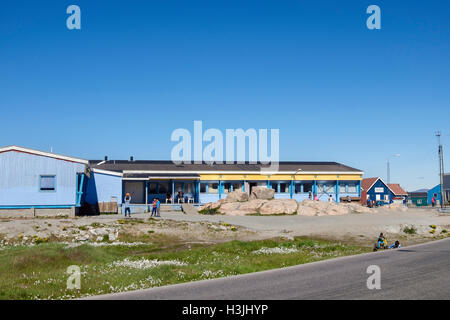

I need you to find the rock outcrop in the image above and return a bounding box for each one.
[249,186,275,200]
[259,199,298,215]
[223,190,249,203]
[198,187,372,216]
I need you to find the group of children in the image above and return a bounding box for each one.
[123,193,161,217]
[374,232,402,251]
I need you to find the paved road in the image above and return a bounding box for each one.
[91,238,450,300]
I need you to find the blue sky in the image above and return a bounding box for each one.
[1,0,449,191]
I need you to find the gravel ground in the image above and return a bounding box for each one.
[1,207,449,247]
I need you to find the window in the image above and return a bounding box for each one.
[232,183,242,191]
[158,182,168,194]
[200,183,207,193]
[40,175,56,191]
[223,183,231,194]
[184,183,194,194]
[175,183,183,192]
[303,183,312,193]
[339,184,346,193]
[317,184,324,193]
[294,184,302,194]
[149,183,157,194]
[208,183,219,194]
[325,184,335,194]
[280,183,289,193]
[348,184,357,193]
[271,184,278,192]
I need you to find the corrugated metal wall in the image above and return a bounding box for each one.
[85,172,123,205]
[0,151,85,206]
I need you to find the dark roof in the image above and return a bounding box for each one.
[123,173,200,180]
[408,191,428,197]
[88,160,362,173]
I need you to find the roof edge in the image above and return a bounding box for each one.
[0,145,89,165]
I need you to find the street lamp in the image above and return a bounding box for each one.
[387,154,400,184]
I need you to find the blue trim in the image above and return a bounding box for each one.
[75,173,85,207]
[336,180,340,203]
[290,180,294,199]
[357,181,361,197]
[0,205,74,209]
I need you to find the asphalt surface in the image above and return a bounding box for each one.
[91,237,450,300]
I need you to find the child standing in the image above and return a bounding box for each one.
[151,198,157,217]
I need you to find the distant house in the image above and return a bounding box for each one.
[408,189,429,206]
[427,175,450,205]
[361,178,407,205]
[361,178,393,204]
[387,184,408,204]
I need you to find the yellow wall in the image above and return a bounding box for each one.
[199,174,362,181]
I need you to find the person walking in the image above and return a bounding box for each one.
[431,196,436,207]
[328,195,333,203]
[151,198,157,217]
[308,191,312,200]
[156,198,161,217]
[124,193,131,217]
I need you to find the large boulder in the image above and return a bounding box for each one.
[197,203,212,212]
[259,199,298,215]
[326,204,350,216]
[217,202,241,215]
[250,187,275,200]
[237,199,269,214]
[223,190,249,203]
[297,205,318,216]
[197,200,222,212]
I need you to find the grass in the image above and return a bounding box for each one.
[198,208,221,215]
[403,225,417,234]
[0,237,369,300]
[247,212,297,216]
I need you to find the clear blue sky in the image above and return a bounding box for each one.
[1,0,449,191]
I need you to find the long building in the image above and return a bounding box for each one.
[90,159,363,212]
[0,145,363,215]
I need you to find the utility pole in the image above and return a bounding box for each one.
[436,131,446,208]
[387,154,400,184]
[387,160,390,184]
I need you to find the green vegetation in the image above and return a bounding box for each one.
[0,237,369,300]
[247,212,297,216]
[198,208,221,215]
[403,225,417,235]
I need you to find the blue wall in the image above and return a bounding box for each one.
[427,185,441,204]
[0,151,85,207]
[366,179,394,203]
[85,171,123,205]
